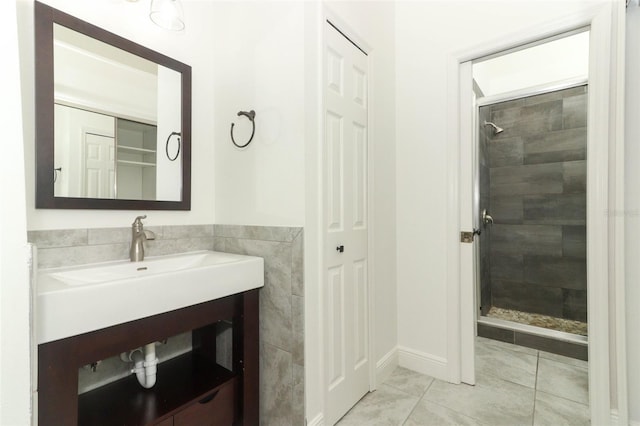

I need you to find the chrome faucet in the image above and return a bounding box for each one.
[130,215,156,262]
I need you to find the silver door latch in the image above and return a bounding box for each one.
[460,229,481,243]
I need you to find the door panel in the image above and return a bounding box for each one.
[324,21,369,425]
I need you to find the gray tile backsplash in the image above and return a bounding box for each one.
[484,85,588,321]
[29,223,305,425]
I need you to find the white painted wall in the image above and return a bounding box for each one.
[0,0,31,423]
[473,30,589,97]
[395,0,614,374]
[18,0,216,230]
[212,1,306,227]
[625,3,640,423]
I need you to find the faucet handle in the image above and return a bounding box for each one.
[133,215,147,226]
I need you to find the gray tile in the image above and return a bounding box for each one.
[292,364,305,426]
[292,295,304,366]
[423,375,535,426]
[523,128,586,165]
[524,91,563,106]
[162,224,214,239]
[515,333,588,361]
[383,367,434,397]
[524,255,586,290]
[493,101,563,138]
[489,137,523,167]
[523,193,586,225]
[539,350,588,368]
[562,85,588,98]
[405,400,484,426]
[336,385,418,426]
[490,98,525,111]
[562,225,586,259]
[226,238,293,351]
[260,343,293,426]
[28,229,87,249]
[213,236,226,251]
[492,280,563,317]
[562,289,587,322]
[490,224,562,256]
[214,225,301,242]
[477,324,514,344]
[476,336,538,356]
[563,161,587,194]
[490,195,523,224]
[142,239,178,257]
[87,227,130,245]
[563,93,588,130]
[38,243,129,268]
[536,357,589,404]
[490,163,564,196]
[534,391,590,426]
[291,232,304,297]
[216,321,233,371]
[475,338,538,388]
[490,254,523,281]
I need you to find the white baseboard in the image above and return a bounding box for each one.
[375,346,399,387]
[307,412,324,426]
[397,346,448,381]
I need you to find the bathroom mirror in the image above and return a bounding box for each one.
[35,1,191,210]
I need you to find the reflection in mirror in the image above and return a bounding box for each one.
[53,24,182,202]
[35,1,191,210]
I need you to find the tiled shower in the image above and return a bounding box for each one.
[477,85,588,358]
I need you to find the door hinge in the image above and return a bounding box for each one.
[460,229,481,243]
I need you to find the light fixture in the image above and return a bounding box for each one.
[150,0,185,31]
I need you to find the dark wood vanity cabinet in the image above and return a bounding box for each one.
[38,290,259,426]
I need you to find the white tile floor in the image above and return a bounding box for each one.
[336,337,589,426]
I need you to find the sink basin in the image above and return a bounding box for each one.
[36,250,264,344]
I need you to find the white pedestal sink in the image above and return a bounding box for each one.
[36,250,264,344]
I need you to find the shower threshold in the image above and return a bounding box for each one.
[478,315,587,345]
[477,314,587,360]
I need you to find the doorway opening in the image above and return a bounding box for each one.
[472,30,590,360]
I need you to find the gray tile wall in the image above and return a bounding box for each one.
[28,224,305,425]
[485,86,587,322]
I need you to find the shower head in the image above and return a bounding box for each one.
[484,121,504,135]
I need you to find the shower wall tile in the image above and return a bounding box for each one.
[490,195,523,224]
[524,90,563,106]
[523,193,586,225]
[563,161,587,194]
[490,254,524,282]
[492,280,563,317]
[523,128,586,165]
[563,94,588,129]
[490,224,562,256]
[487,86,588,322]
[523,256,586,290]
[562,226,587,259]
[562,289,587,322]
[489,137,523,167]
[490,98,525,111]
[490,163,564,196]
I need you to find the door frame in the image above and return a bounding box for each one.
[319,7,377,424]
[445,3,628,425]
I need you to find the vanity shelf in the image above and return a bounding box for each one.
[78,352,236,426]
[38,290,259,426]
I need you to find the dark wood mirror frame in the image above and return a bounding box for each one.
[35,1,191,210]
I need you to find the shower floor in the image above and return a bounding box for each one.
[487,307,588,336]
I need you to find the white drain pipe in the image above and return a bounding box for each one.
[130,343,158,389]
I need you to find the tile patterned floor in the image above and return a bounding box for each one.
[336,337,589,425]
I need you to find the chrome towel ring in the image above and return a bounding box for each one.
[230,110,256,148]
